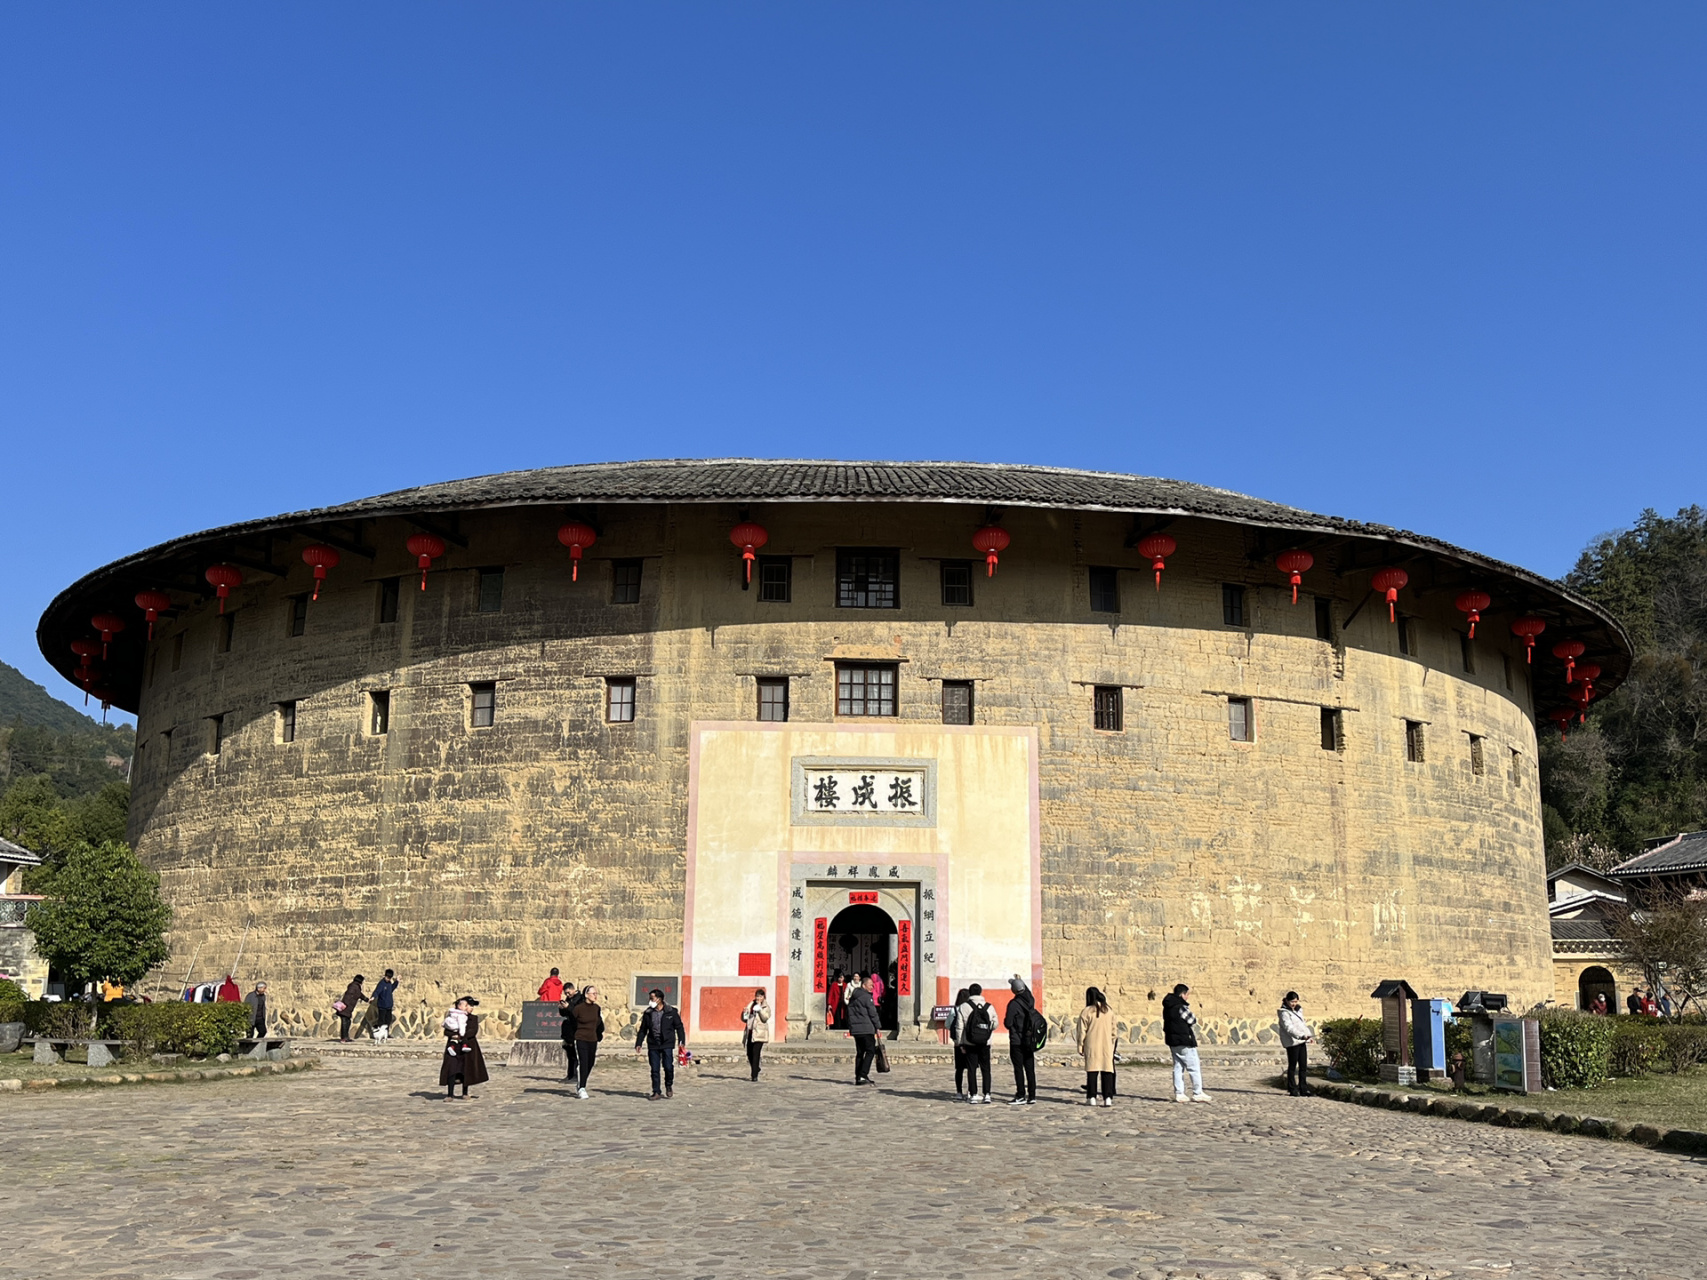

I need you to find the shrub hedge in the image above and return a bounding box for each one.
[1535,1009,1615,1088]
[1609,1018,1666,1078]
[1319,1017,1385,1080]
[106,1002,253,1058]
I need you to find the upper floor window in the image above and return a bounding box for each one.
[277,702,296,744]
[940,561,973,607]
[1405,720,1425,763]
[1093,685,1123,732]
[612,560,643,605]
[942,680,974,725]
[1222,585,1246,627]
[1460,633,1475,674]
[476,568,504,613]
[378,577,401,624]
[470,682,496,729]
[369,690,391,736]
[757,677,789,722]
[1469,733,1485,776]
[837,550,899,610]
[207,715,224,756]
[606,677,636,723]
[288,595,309,638]
[1397,616,1418,657]
[758,557,791,603]
[1089,567,1119,614]
[217,612,235,654]
[171,633,184,673]
[1314,597,1335,642]
[1502,653,1513,691]
[1320,707,1343,752]
[1228,697,1253,742]
[837,664,896,716]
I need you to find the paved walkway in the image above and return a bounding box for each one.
[5,1053,1703,1280]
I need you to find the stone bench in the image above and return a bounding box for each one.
[237,1037,291,1061]
[25,1038,128,1068]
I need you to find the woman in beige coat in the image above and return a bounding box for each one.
[1076,987,1117,1107]
[741,987,771,1081]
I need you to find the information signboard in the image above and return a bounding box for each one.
[516,1000,564,1041]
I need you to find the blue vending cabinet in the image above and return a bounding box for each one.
[1411,998,1453,1081]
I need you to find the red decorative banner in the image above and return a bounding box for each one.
[848,891,879,905]
[897,919,913,997]
[813,918,828,992]
[737,952,771,977]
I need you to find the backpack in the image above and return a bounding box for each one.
[1028,1006,1049,1051]
[963,1003,993,1047]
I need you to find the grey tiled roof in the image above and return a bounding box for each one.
[0,836,43,866]
[1611,831,1707,877]
[1551,919,1616,942]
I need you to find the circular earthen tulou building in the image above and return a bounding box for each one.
[40,460,1631,1044]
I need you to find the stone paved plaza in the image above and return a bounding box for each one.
[5,1052,1705,1280]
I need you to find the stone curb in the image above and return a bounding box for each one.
[1311,1080,1707,1154]
[0,1058,318,1094]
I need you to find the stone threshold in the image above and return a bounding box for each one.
[0,1058,318,1093]
[1311,1079,1707,1155]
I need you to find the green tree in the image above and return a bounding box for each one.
[0,774,75,858]
[67,781,130,848]
[26,840,171,991]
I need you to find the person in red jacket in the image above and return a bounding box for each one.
[538,968,564,1003]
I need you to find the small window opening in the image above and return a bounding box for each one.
[1460,633,1475,674]
[1502,653,1513,691]
[940,561,973,607]
[147,651,157,688]
[1222,584,1246,627]
[217,612,235,654]
[606,677,636,723]
[1089,567,1119,615]
[1509,748,1522,783]
[207,715,224,757]
[171,633,184,673]
[1469,733,1485,776]
[612,560,643,605]
[942,681,974,725]
[1093,685,1123,732]
[470,682,496,729]
[289,595,308,638]
[1397,616,1416,657]
[370,690,390,736]
[1314,597,1334,641]
[757,678,789,722]
[1228,697,1253,742]
[758,557,791,603]
[476,568,504,613]
[378,577,401,624]
[1405,720,1425,763]
[278,702,297,744]
[1321,707,1342,752]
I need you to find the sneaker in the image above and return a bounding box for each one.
[577,1087,589,1099]
[1173,1094,1188,1103]
[1008,1096,1028,1106]
[1025,1098,1036,1106]
[981,1094,992,1104]
[955,1093,967,1103]
[1104,1099,1114,1109]
[1191,1092,1212,1103]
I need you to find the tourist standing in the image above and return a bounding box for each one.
[558,982,584,1081]
[955,983,994,1103]
[371,969,399,1042]
[336,975,367,1042]
[844,974,882,1085]
[1077,987,1116,1107]
[868,967,886,1022]
[826,969,846,1030]
[949,987,971,1099]
[1163,983,1209,1103]
[1626,988,1645,1015]
[633,987,687,1099]
[1004,977,1039,1106]
[1591,993,1609,1015]
[243,982,268,1036]
[538,968,564,1003]
[439,996,489,1100]
[568,984,605,1098]
[741,988,771,1081]
[1277,991,1313,1097]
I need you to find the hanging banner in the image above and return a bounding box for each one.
[813,917,828,993]
[897,919,913,997]
[848,891,879,905]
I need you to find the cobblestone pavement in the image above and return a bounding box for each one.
[5,1054,1705,1280]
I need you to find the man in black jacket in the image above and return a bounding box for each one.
[633,988,688,1099]
[558,983,584,1082]
[843,974,882,1085]
[1162,983,1209,1103]
[1004,976,1039,1105]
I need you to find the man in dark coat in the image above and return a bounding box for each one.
[843,974,882,1085]
[1162,983,1208,1103]
[633,988,688,1099]
[558,983,584,1081]
[1003,976,1039,1105]
[243,982,268,1036]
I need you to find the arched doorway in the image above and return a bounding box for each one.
[1579,965,1617,1013]
[828,902,899,1032]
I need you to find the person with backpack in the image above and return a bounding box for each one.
[1163,982,1210,1103]
[633,987,688,1099]
[954,983,994,1103]
[843,973,882,1085]
[1004,976,1042,1105]
[371,969,399,1042]
[1076,987,1117,1107]
[566,984,605,1099]
[1277,991,1313,1097]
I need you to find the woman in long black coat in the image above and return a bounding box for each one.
[439,997,490,1099]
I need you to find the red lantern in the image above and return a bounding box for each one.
[1454,589,1492,639]
[204,564,243,613]
[1570,681,1594,723]
[557,521,598,582]
[972,526,1011,577]
[1275,551,1313,604]
[1370,568,1408,623]
[729,522,769,584]
[1547,707,1575,741]
[71,638,101,670]
[1575,662,1602,699]
[90,612,126,658]
[1137,534,1176,591]
[1552,639,1586,684]
[406,533,445,591]
[301,545,341,601]
[1510,616,1546,662]
[135,589,172,640]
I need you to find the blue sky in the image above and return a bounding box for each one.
[4,6,1703,720]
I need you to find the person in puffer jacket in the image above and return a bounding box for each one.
[1277,991,1314,1097]
[1161,983,1209,1103]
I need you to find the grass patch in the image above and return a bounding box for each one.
[0,1048,189,1082]
[1313,1067,1707,1132]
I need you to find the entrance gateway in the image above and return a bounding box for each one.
[682,722,1044,1041]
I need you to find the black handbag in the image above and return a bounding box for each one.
[874,1040,891,1074]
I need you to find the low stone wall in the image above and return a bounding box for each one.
[0,1058,317,1092]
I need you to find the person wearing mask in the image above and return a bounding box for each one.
[243,982,269,1037]
[954,983,994,1103]
[738,988,771,1081]
[843,974,882,1085]
[568,984,604,1099]
[633,987,687,1099]
[1077,987,1116,1107]
[538,968,564,1003]
[1277,991,1313,1097]
[1163,983,1209,1103]
[439,996,488,1100]
[335,975,367,1043]
[371,970,399,1042]
[1004,977,1040,1106]
[1590,992,1609,1015]
[825,969,846,1031]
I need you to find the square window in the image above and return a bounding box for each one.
[1093,685,1122,732]
[1320,707,1342,752]
[612,560,643,605]
[171,633,184,673]
[476,568,504,613]
[378,577,401,624]
[278,702,297,744]
[1460,633,1476,674]
[837,664,897,716]
[1222,584,1246,627]
[1228,697,1253,742]
[370,690,390,736]
[606,677,636,723]
[1405,720,1425,763]
[757,678,789,722]
[207,715,224,756]
[1469,733,1485,776]
[758,557,792,603]
[1314,597,1334,641]
[940,561,974,607]
[942,680,974,725]
[837,550,899,609]
[217,612,235,654]
[1089,567,1119,614]
[289,596,308,638]
[471,682,496,729]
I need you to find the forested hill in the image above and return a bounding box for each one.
[0,659,108,734]
[0,659,133,800]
